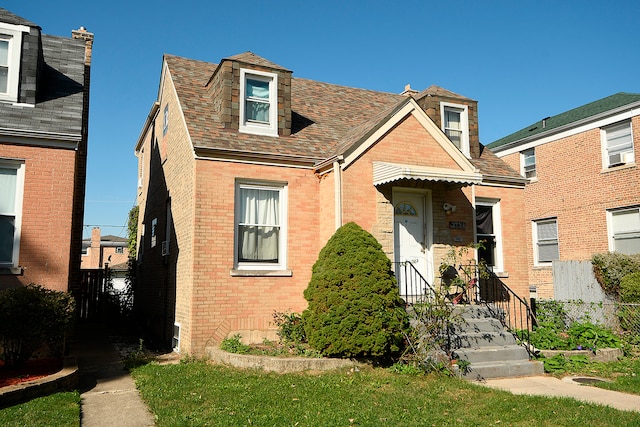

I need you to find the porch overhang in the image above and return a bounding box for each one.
[372,161,483,187]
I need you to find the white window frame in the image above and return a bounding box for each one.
[440,102,470,157]
[607,206,640,255]
[162,104,169,135]
[239,69,278,137]
[0,22,29,103]
[601,120,634,168]
[533,218,559,266]
[474,199,503,272]
[0,159,25,268]
[234,180,287,271]
[521,147,537,179]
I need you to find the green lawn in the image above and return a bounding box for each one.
[560,353,640,395]
[0,391,80,427]
[132,362,640,426]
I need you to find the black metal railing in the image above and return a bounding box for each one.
[460,264,538,357]
[392,261,436,305]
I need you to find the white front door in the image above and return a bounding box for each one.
[393,192,432,300]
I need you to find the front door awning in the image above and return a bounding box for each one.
[372,161,483,186]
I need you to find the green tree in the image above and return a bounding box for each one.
[302,222,408,358]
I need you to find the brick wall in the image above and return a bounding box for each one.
[500,114,640,298]
[0,143,76,292]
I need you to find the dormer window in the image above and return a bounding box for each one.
[239,69,278,137]
[0,22,29,103]
[441,102,469,157]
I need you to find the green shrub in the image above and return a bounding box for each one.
[302,222,409,358]
[591,252,640,296]
[619,272,640,303]
[273,311,306,344]
[220,334,250,354]
[0,284,75,366]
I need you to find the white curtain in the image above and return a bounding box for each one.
[239,188,279,262]
[0,167,16,263]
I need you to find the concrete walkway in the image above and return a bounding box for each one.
[67,324,156,427]
[478,375,640,413]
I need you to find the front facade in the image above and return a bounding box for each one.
[488,93,640,299]
[0,8,93,292]
[135,52,528,354]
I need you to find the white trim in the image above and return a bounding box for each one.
[234,180,288,271]
[474,198,504,273]
[607,206,640,254]
[601,120,634,168]
[532,217,559,266]
[0,158,25,268]
[520,147,537,179]
[172,322,181,353]
[373,161,482,186]
[493,107,640,157]
[239,69,278,137]
[440,102,470,157]
[0,22,30,103]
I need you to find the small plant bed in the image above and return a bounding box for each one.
[220,335,322,359]
[0,357,63,387]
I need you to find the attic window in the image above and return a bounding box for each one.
[440,103,470,157]
[0,22,29,103]
[239,69,278,137]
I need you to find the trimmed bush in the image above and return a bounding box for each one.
[0,284,75,366]
[620,272,640,303]
[302,222,408,358]
[591,252,640,296]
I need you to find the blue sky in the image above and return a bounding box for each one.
[7,1,640,238]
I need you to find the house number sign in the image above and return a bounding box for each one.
[449,221,466,229]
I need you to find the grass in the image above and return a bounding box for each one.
[131,361,640,426]
[561,353,640,395]
[0,391,80,426]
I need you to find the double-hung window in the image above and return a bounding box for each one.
[522,148,536,179]
[441,103,469,156]
[162,104,169,135]
[0,160,25,268]
[608,207,640,255]
[239,69,278,136]
[235,181,287,270]
[475,200,503,271]
[534,218,559,265]
[602,121,634,167]
[0,22,29,102]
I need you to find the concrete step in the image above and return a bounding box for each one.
[452,345,530,364]
[450,331,517,349]
[459,359,544,381]
[449,317,504,334]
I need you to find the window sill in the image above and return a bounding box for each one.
[492,271,509,278]
[601,162,636,173]
[533,264,553,270]
[0,266,24,275]
[230,269,292,277]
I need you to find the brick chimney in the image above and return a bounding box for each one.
[72,26,94,66]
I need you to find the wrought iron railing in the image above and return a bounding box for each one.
[459,264,538,357]
[392,261,436,305]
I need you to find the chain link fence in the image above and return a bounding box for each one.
[536,300,640,339]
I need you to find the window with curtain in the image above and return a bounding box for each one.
[240,69,278,136]
[610,207,640,255]
[443,107,462,149]
[603,121,634,167]
[476,204,496,267]
[522,148,536,179]
[0,161,24,267]
[236,182,286,268]
[535,218,559,264]
[0,38,8,94]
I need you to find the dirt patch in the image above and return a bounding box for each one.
[0,358,62,387]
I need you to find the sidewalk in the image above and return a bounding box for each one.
[67,323,156,427]
[478,375,640,413]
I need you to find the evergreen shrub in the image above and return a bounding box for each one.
[620,272,640,303]
[302,222,408,358]
[591,252,640,296]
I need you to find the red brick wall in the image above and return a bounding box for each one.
[0,143,76,292]
[500,115,640,298]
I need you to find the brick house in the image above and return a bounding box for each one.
[487,93,640,299]
[81,227,129,290]
[134,52,528,354]
[0,8,93,292]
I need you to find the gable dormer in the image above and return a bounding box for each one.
[0,9,40,104]
[207,52,292,137]
[413,85,481,159]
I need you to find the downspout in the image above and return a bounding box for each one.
[333,156,344,230]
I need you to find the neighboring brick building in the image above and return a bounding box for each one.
[487,93,640,299]
[0,8,92,292]
[135,52,528,354]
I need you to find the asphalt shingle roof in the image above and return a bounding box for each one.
[488,92,640,150]
[0,7,38,28]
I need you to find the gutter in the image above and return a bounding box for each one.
[135,101,160,153]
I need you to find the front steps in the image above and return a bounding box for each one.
[449,305,543,380]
